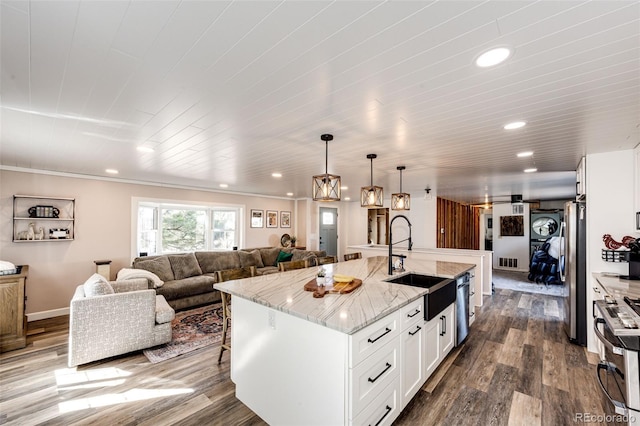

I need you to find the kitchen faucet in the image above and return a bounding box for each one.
[388,214,413,275]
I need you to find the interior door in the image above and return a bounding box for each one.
[319,207,337,256]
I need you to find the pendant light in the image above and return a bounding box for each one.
[312,134,341,201]
[360,154,383,207]
[391,166,410,210]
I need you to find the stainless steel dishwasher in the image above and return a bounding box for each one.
[456,273,470,345]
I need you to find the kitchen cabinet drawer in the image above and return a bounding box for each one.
[349,336,400,418]
[401,298,424,330]
[351,376,401,426]
[349,311,400,367]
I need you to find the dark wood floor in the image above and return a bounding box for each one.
[0,289,608,425]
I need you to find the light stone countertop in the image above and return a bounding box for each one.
[214,256,474,334]
[593,273,640,299]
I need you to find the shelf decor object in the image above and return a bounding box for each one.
[361,154,383,207]
[391,165,410,211]
[13,195,75,242]
[312,133,341,201]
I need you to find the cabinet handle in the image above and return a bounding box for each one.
[407,309,421,318]
[370,405,392,426]
[408,325,422,336]
[439,316,444,336]
[442,315,446,335]
[593,287,601,293]
[368,327,392,344]
[470,312,475,317]
[368,362,392,383]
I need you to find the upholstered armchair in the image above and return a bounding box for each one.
[68,275,175,367]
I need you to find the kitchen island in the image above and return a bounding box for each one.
[214,256,474,425]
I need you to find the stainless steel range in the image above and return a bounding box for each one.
[594,298,640,423]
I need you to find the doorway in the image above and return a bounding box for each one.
[367,208,389,245]
[319,207,338,256]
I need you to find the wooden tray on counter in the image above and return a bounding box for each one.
[304,278,362,298]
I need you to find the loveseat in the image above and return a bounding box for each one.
[129,247,325,310]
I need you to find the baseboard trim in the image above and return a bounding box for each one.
[27,307,69,322]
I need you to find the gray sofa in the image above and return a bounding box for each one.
[132,247,325,310]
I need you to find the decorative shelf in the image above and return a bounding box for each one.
[13,195,75,242]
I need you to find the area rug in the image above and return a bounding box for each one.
[144,303,225,363]
[492,269,565,297]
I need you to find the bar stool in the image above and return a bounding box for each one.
[216,265,256,364]
[278,259,310,272]
[343,252,362,261]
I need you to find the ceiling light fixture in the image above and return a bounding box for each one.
[361,154,383,208]
[272,172,282,178]
[524,168,538,173]
[286,192,293,196]
[504,121,526,130]
[391,166,410,211]
[517,151,533,157]
[345,197,351,201]
[219,183,228,188]
[312,134,341,201]
[136,146,154,153]
[105,169,118,174]
[475,47,512,67]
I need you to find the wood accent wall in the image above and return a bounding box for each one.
[436,197,481,249]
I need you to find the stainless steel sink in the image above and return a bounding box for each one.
[386,273,456,321]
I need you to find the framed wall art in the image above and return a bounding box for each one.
[500,215,524,236]
[266,210,278,228]
[267,210,278,228]
[250,209,264,228]
[280,211,291,228]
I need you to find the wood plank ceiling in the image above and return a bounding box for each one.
[1,1,639,204]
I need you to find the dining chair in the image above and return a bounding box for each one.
[215,265,256,364]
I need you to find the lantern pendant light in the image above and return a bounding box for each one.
[360,154,383,207]
[391,166,410,210]
[312,134,341,201]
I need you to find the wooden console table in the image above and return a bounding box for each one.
[0,265,28,352]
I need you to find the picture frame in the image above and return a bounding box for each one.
[266,210,278,228]
[500,215,524,237]
[250,209,264,228]
[280,211,291,228]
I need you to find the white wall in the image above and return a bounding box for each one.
[1,169,295,317]
[492,202,531,271]
[341,191,437,252]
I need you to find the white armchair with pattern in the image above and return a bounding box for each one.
[68,274,174,367]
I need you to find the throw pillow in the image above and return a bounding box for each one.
[116,268,164,288]
[168,253,203,280]
[260,247,281,268]
[83,273,114,297]
[238,249,264,268]
[134,256,175,281]
[274,250,293,266]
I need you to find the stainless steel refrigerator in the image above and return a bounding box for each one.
[560,200,587,346]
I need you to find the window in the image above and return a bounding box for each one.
[135,200,242,255]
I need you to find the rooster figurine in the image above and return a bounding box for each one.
[602,234,637,250]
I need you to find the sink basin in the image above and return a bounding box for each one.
[386,273,449,291]
[386,273,456,321]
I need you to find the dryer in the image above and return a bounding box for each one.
[530,210,562,240]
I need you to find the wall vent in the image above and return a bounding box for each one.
[499,257,519,268]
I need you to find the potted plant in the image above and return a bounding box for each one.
[316,268,326,286]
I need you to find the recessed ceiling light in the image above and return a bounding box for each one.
[286,192,293,196]
[272,173,282,178]
[105,168,118,174]
[476,47,512,67]
[219,183,228,188]
[524,168,537,173]
[340,186,348,190]
[136,146,154,153]
[504,121,526,130]
[344,197,351,201]
[517,151,533,157]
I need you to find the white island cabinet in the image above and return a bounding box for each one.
[216,256,473,425]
